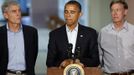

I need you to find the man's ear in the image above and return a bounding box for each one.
[79,12,83,17]
[3,12,8,19]
[124,9,128,16]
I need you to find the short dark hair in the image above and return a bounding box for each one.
[110,0,128,10]
[65,1,82,12]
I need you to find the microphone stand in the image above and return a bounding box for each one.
[67,43,73,59]
[74,46,81,62]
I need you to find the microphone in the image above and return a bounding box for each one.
[75,46,81,59]
[67,43,73,59]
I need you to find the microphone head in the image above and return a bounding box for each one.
[75,46,81,58]
[67,43,73,58]
[68,43,73,50]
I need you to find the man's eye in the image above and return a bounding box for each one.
[70,11,75,14]
[64,11,68,14]
[11,10,16,13]
[111,9,121,13]
[116,9,121,12]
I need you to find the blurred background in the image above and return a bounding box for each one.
[0,0,134,75]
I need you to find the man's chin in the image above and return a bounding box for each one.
[66,23,73,26]
[67,24,73,27]
[15,21,21,24]
[13,22,21,25]
[113,20,121,23]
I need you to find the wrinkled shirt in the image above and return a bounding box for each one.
[98,21,134,73]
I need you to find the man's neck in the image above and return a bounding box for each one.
[113,20,125,31]
[67,24,78,31]
[8,23,20,32]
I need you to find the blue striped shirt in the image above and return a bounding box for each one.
[7,24,25,71]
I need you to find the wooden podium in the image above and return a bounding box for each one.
[47,67,102,75]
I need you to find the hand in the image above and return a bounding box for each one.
[59,59,73,69]
[74,59,84,67]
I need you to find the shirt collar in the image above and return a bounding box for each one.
[6,23,23,32]
[110,21,128,31]
[66,23,79,32]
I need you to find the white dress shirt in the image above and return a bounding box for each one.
[99,21,134,73]
[66,24,78,53]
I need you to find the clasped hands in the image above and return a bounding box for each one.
[59,59,84,69]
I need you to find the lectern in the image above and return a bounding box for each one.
[47,43,102,75]
[47,67,102,75]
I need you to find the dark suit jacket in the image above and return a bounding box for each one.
[0,25,38,75]
[46,24,100,67]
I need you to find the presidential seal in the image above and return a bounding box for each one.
[64,64,84,75]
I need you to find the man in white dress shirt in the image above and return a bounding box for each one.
[98,0,134,75]
[46,0,99,68]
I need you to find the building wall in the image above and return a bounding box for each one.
[126,0,134,25]
[89,0,112,31]
[31,0,58,28]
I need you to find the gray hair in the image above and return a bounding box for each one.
[1,0,20,13]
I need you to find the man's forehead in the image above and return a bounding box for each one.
[111,3,124,8]
[65,4,79,10]
[66,4,78,7]
[8,5,20,9]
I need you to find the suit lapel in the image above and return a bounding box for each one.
[3,26,9,60]
[60,25,69,48]
[22,25,29,65]
[75,25,84,54]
